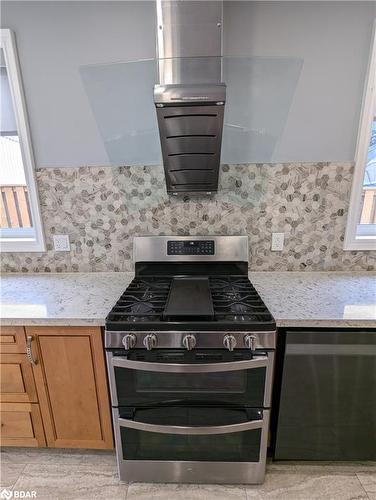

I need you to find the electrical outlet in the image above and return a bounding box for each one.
[271,233,284,251]
[53,234,70,252]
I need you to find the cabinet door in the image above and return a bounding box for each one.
[27,327,113,449]
[0,327,26,353]
[0,402,46,447]
[0,353,38,403]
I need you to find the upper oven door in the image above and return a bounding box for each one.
[107,349,274,408]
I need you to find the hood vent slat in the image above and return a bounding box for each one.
[168,153,215,157]
[164,114,218,119]
[166,134,216,139]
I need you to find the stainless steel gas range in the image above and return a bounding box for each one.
[105,236,276,484]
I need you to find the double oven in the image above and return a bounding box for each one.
[106,333,275,484]
[105,235,276,484]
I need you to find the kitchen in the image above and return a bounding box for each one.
[0,1,375,499]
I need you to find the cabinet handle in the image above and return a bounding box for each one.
[26,335,38,365]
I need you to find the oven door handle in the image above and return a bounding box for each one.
[117,416,265,435]
[111,355,269,373]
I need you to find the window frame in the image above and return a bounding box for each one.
[344,22,376,251]
[0,29,45,252]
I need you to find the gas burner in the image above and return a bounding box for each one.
[226,314,257,322]
[223,290,242,301]
[106,277,170,325]
[132,279,170,292]
[229,303,256,322]
[123,301,155,323]
[127,315,159,323]
[141,290,157,301]
[210,278,251,292]
[124,294,156,303]
[130,302,154,315]
[231,303,251,314]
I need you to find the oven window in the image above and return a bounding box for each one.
[135,370,246,393]
[114,365,266,406]
[119,407,262,462]
[121,428,261,462]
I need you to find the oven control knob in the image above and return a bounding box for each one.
[244,334,257,351]
[122,334,137,350]
[143,334,157,351]
[183,334,196,351]
[223,334,237,351]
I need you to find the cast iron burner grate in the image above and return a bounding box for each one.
[209,277,273,323]
[106,275,274,329]
[106,278,171,323]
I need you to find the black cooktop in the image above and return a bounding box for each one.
[105,275,276,332]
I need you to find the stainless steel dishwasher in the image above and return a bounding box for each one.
[273,329,376,460]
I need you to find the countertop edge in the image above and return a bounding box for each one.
[1,318,375,329]
[275,319,376,328]
[0,318,106,327]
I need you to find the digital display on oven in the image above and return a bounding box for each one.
[167,240,215,256]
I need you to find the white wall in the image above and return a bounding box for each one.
[1,1,375,166]
[224,1,376,162]
[2,1,156,166]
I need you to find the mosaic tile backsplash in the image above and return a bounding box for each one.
[1,163,375,273]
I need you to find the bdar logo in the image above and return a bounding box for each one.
[0,491,36,499]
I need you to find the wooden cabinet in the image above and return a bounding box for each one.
[0,326,113,450]
[1,403,45,447]
[0,327,45,447]
[0,353,38,403]
[26,326,113,449]
[0,326,27,353]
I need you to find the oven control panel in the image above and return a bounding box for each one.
[167,240,215,256]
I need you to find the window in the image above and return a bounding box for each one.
[344,25,376,250]
[0,29,45,252]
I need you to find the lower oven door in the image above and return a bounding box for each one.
[113,406,270,484]
[107,349,274,408]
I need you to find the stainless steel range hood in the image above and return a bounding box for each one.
[154,1,226,195]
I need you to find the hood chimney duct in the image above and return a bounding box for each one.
[154,1,226,195]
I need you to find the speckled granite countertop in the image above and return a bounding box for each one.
[0,272,133,327]
[1,272,375,328]
[249,272,376,328]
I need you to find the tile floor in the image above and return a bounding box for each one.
[0,448,375,500]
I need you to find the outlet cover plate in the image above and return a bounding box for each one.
[53,234,70,252]
[271,232,285,251]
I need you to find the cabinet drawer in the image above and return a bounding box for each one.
[0,327,27,354]
[0,353,38,403]
[0,402,46,447]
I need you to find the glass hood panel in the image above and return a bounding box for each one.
[80,56,303,166]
